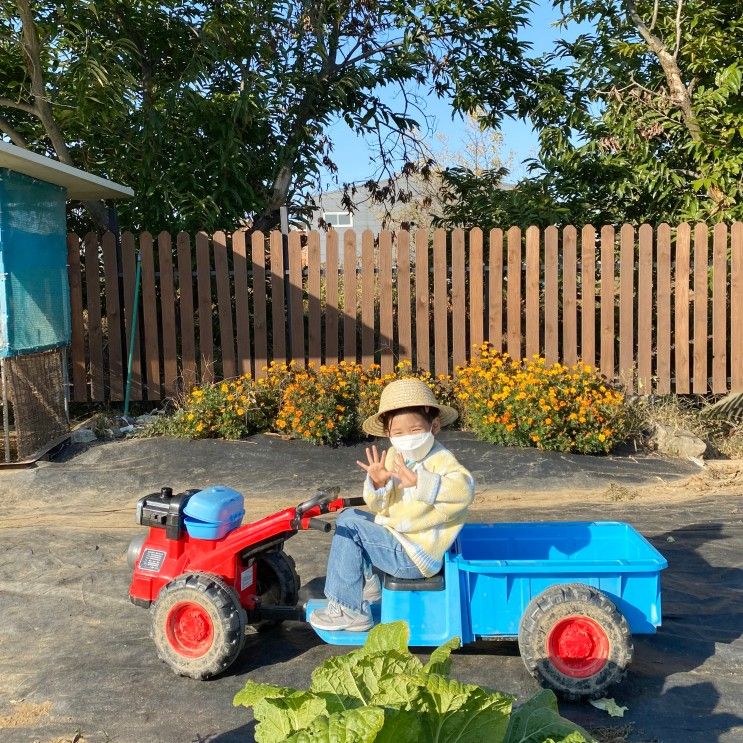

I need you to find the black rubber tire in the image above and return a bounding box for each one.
[252,550,301,631]
[151,572,246,679]
[518,582,633,701]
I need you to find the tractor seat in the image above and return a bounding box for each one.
[383,570,445,592]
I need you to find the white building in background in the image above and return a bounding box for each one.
[307,184,386,238]
[303,176,514,262]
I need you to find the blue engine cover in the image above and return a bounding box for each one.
[183,485,244,539]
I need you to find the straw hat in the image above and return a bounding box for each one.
[362,378,458,437]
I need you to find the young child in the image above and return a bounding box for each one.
[309,378,475,631]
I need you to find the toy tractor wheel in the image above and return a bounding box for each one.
[518,583,633,701]
[253,550,301,631]
[151,572,246,679]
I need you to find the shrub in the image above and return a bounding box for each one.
[276,362,364,445]
[233,621,594,743]
[455,345,628,454]
[152,375,268,440]
[149,349,630,454]
[255,360,304,424]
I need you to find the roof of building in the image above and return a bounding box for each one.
[0,141,133,200]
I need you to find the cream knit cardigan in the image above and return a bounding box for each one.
[362,441,475,577]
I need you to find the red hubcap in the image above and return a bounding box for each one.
[165,602,214,658]
[546,615,610,678]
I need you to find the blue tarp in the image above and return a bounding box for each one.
[0,168,71,357]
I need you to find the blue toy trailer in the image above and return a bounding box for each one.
[307,521,667,700]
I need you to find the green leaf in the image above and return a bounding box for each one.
[283,707,385,743]
[232,680,295,708]
[374,709,427,743]
[414,673,514,742]
[360,620,410,655]
[422,637,461,677]
[253,692,328,743]
[311,649,423,705]
[504,689,594,743]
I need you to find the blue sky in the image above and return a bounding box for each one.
[319,1,586,189]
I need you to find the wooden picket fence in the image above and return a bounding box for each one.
[66,223,743,403]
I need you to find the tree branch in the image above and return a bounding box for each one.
[15,0,73,161]
[624,0,700,140]
[0,97,37,115]
[624,0,728,208]
[337,39,404,72]
[649,0,660,30]
[673,0,683,58]
[0,116,28,147]
[15,0,109,228]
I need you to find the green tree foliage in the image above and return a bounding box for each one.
[440,0,743,229]
[0,0,536,233]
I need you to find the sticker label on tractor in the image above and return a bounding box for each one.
[240,565,254,591]
[139,548,166,573]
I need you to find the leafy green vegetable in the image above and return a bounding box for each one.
[422,636,461,677]
[359,621,410,656]
[252,693,329,743]
[233,622,594,743]
[284,707,385,743]
[233,681,294,708]
[311,649,423,705]
[504,689,593,743]
[414,673,513,742]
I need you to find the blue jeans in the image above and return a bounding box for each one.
[324,509,423,613]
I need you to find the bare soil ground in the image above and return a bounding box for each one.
[0,435,740,743]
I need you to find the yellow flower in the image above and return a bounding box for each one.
[237,408,245,416]
[220,383,229,393]
[186,412,195,421]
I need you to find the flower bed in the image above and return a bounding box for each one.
[455,346,627,454]
[150,347,628,454]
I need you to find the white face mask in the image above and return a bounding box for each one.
[389,431,435,461]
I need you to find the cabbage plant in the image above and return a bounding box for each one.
[233,621,594,743]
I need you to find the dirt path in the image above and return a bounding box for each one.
[1,459,740,531]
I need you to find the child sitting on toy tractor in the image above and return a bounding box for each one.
[309,378,475,632]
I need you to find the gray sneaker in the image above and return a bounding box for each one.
[363,573,382,603]
[309,601,373,631]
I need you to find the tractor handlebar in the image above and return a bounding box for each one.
[293,492,365,532]
[295,486,341,517]
[306,517,333,532]
[341,496,366,508]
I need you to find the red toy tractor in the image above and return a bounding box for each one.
[127,484,358,679]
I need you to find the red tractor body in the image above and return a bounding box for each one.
[128,485,355,678]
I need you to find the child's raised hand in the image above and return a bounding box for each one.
[356,445,393,490]
[393,454,418,488]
